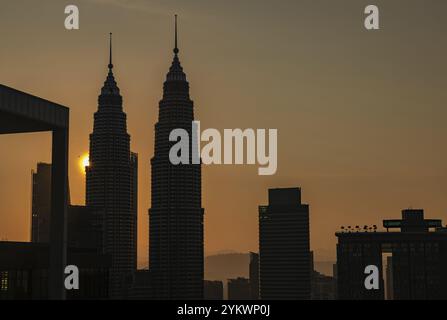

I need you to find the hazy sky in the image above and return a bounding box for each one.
[0,0,446,264]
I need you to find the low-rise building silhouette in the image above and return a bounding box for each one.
[310,251,336,300]
[204,280,224,300]
[249,252,259,300]
[311,271,336,300]
[0,242,110,300]
[228,277,251,300]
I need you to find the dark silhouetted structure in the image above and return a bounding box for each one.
[66,205,102,250]
[86,34,137,298]
[130,270,153,300]
[310,251,336,300]
[130,152,138,271]
[311,271,336,300]
[228,277,251,300]
[259,188,311,300]
[385,256,393,300]
[332,263,337,298]
[0,242,110,300]
[30,163,103,250]
[149,16,204,299]
[204,280,224,300]
[249,252,259,299]
[336,209,447,300]
[31,163,52,243]
[0,84,69,299]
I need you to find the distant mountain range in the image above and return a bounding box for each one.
[205,253,251,281]
[205,253,335,282]
[139,252,335,281]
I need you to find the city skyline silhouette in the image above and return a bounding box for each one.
[0,0,446,268]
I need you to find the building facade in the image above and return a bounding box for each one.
[259,188,311,300]
[130,152,138,272]
[149,17,204,299]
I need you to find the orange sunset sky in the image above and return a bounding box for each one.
[0,0,446,265]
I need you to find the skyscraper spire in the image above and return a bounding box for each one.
[174,14,179,55]
[108,32,113,70]
[102,33,119,95]
[166,15,186,83]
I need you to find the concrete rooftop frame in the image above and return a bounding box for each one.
[0,84,69,300]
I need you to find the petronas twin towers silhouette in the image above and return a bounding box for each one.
[86,15,204,299]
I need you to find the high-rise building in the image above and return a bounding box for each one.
[86,34,137,298]
[31,163,52,243]
[336,209,447,300]
[259,188,311,300]
[249,252,259,299]
[149,16,204,299]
